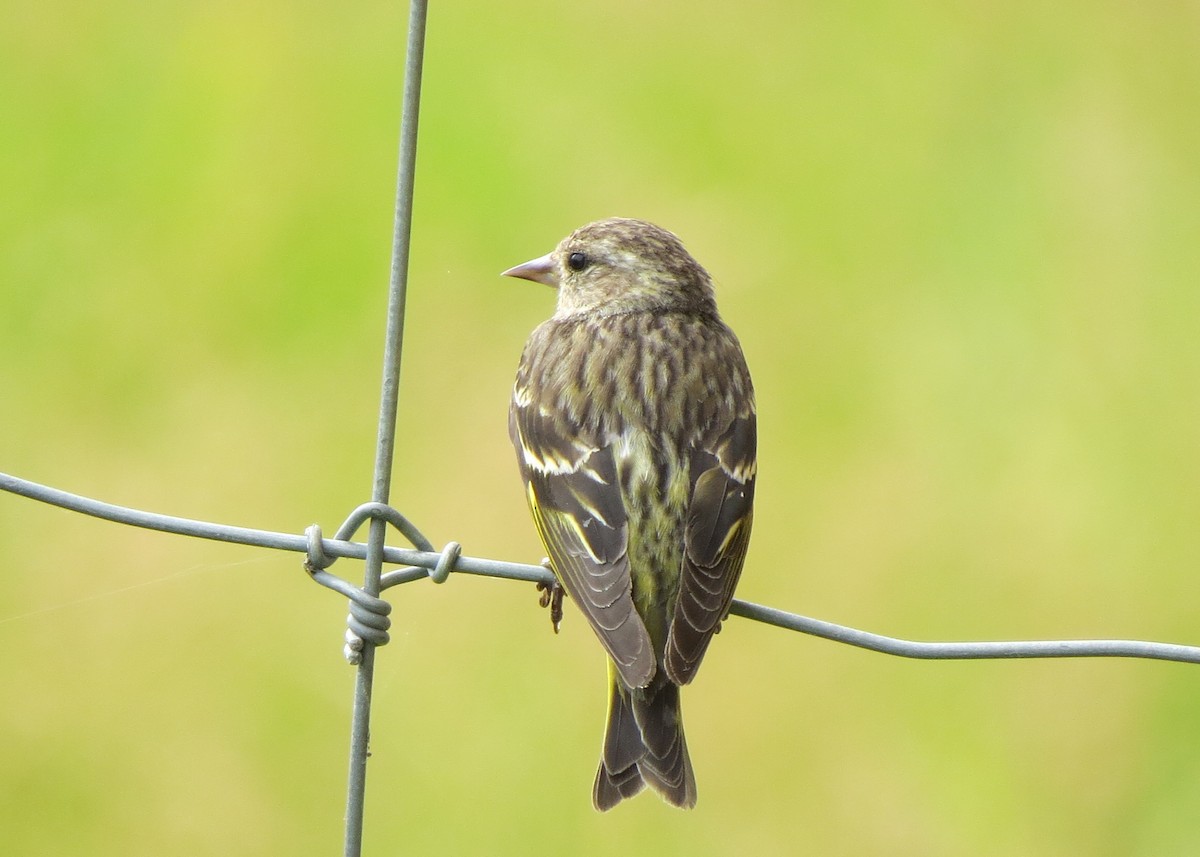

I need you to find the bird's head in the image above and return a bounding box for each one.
[502,218,717,318]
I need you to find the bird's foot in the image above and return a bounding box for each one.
[536,558,565,634]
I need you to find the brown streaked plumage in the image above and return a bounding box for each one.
[505,218,756,810]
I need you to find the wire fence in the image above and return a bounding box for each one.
[6,470,1200,671]
[3,0,1200,854]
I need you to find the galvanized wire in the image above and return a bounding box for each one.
[342,0,429,851]
[4,470,1200,668]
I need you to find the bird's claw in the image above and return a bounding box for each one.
[536,558,565,633]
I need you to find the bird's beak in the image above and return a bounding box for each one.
[502,252,559,287]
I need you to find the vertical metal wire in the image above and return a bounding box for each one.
[344,1,429,855]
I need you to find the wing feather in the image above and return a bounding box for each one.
[665,412,756,685]
[511,400,656,689]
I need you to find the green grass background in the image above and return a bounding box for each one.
[3,1,1200,854]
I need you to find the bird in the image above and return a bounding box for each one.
[504,217,756,810]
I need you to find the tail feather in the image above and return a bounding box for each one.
[632,682,695,805]
[601,669,645,774]
[593,757,645,810]
[593,672,696,811]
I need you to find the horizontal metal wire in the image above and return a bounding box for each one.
[727,600,1200,663]
[3,469,1200,665]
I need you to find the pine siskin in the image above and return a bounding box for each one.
[504,217,756,810]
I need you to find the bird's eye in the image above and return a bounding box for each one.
[567,251,588,271]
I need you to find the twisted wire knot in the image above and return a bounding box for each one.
[303,506,462,663]
[430,541,461,584]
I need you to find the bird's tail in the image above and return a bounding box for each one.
[592,665,696,811]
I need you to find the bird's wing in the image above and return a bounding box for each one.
[665,409,756,685]
[510,403,657,689]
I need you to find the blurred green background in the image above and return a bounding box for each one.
[3,1,1199,854]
